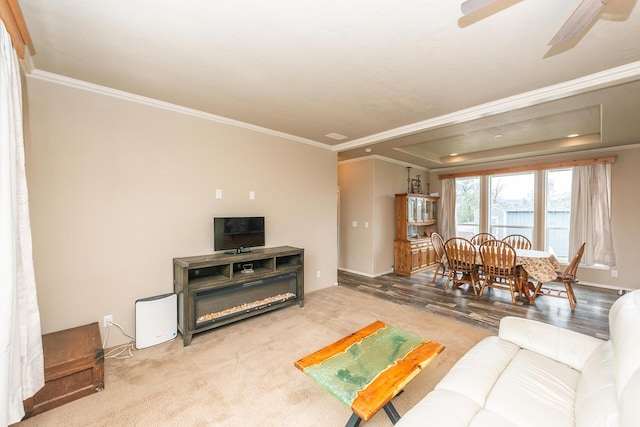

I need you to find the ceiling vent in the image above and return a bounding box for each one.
[325,132,348,141]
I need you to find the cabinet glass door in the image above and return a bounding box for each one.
[416,198,423,222]
[408,197,416,222]
[432,201,437,220]
[424,199,431,220]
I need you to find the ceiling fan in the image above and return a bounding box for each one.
[461,0,608,45]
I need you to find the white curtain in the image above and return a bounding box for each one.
[439,178,456,240]
[0,21,44,425]
[569,164,616,266]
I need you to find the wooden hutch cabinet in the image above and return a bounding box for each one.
[394,193,439,276]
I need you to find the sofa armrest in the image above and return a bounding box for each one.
[498,316,604,371]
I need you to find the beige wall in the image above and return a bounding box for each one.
[24,76,338,346]
[338,157,426,276]
[428,146,640,290]
[338,160,373,274]
[372,160,414,275]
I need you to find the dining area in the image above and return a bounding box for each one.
[431,232,585,310]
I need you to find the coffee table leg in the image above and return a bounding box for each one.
[345,413,362,427]
[344,401,401,427]
[382,401,401,424]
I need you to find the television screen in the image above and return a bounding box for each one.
[214,217,265,253]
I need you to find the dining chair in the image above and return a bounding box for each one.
[533,242,586,310]
[470,233,495,281]
[502,234,532,250]
[470,232,495,246]
[444,237,480,295]
[430,232,450,285]
[478,240,521,304]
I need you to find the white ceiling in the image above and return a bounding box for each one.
[17,0,640,170]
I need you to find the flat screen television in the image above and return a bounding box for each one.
[214,217,265,253]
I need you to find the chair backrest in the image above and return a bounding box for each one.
[431,232,445,261]
[479,239,518,276]
[444,237,476,272]
[502,234,532,250]
[470,232,495,246]
[561,242,586,282]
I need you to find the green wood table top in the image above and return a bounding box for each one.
[295,320,444,421]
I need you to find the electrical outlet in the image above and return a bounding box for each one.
[611,270,618,278]
[103,314,113,327]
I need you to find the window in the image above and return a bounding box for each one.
[489,172,534,241]
[454,170,574,254]
[455,177,480,240]
[545,169,572,261]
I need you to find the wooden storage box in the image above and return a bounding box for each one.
[23,322,104,418]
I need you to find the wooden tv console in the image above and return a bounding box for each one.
[173,246,304,346]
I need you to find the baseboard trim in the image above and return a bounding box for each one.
[338,268,394,278]
[578,281,634,294]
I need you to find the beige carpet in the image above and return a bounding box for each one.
[15,285,491,427]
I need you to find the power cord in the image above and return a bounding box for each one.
[103,320,136,359]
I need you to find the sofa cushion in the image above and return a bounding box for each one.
[396,337,518,427]
[498,316,604,371]
[574,341,618,427]
[485,348,580,427]
[396,389,481,426]
[608,290,640,427]
[469,410,518,427]
[434,336,519,406]
[619,369,640,427]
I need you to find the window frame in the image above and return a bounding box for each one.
[453,169,572,260]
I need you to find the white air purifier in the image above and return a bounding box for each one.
[135,293,177,349]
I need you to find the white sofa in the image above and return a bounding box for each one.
[396,289,640,427]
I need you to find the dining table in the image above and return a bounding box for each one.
[470,245,560,303]
[453,243,561,304]
[513,249,560,303]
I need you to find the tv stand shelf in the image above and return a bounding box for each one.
[173,246,304,346]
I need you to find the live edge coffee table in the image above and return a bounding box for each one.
[294,320,444,426]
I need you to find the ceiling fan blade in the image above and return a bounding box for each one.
[461,0,500,15]
[549,0,608,45]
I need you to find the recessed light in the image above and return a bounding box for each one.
[567,133,580,138]
[450,153,458,156]
[494,134,503,138]
[364,148,372,153]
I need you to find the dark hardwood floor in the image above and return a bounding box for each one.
[338,268,621,339]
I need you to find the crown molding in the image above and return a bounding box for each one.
[26,69,330,150]
[334,61,640,152]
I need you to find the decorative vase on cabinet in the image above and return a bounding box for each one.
[394,193,439,276]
